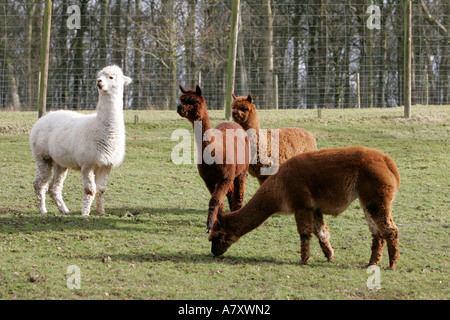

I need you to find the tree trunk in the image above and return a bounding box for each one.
[165,0,177,110]
[306,4,318,109]
[6,56,21,110]
[404,0,412,118]
[368,0,375,108]
[27,0,36,109]
[318,0,328,108]
[72,0,88,109]
[258,0,274,109]
[100,0,109,64]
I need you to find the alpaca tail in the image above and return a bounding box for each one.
[384,153,401,190]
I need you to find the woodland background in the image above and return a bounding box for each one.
[0,0,448,111]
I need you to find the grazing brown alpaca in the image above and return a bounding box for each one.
[177,85,250,232]
[231,93,317,185]
[209,146,401,269]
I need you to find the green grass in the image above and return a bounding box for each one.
[0,106,448,300]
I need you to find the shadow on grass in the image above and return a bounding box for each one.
[0,207,204,234]
[74,249,356,270]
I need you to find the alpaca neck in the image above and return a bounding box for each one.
[241,117,265,166]
[96,92,125,128]
[225,183,280,238]
[192,108,214,153]
[240,116,261,136]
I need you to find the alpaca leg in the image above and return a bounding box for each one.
[364,210,385,267]
[231,172,246,211]
[48,164,70,214]
[95,166,111,215]
[206,179,233,232]
[81,167,96,216]
[226,187,234,212]
[33,158,53,214]
[313,211,334,262]
[294,208,314,265]
[364,202,399,269]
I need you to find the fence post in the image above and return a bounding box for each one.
[274,74,279,110]
[425,73,429,105]
[38,0,52,118]
[356,73,361,109]
[403,0,412,118]
[225,0,240,120]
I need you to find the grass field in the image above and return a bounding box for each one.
[0,106,448,300]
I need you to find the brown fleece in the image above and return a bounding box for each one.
[209,146,401,269]
[231,93,317,185]
[177,85,250,232]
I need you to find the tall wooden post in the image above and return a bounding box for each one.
[225,0,240,120]
[356,73,361,109]
[38,1,52,118]
[274,74,279,110]
[403,0,412,118]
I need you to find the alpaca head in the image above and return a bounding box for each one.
[177,85,207,122]
[97,65,132,96]
[231,93,257,129]
[208,214,237,256]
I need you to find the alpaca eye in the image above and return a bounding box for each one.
[109,76,114,79]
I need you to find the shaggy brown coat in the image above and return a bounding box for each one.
[209,146,401,269]
[178,85,250,232]
[231,93,317,185]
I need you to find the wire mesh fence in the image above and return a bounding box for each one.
[0,0,448,112]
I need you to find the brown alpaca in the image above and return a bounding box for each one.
[231,93,317,185]
[177,85,250,232]
[209,146,401,269]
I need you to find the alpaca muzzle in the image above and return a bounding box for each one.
[210,238,231,257]
[177,104,186,117]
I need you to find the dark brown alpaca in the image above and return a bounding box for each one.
[209,146,401,269]
[177,85,250,232]
[231,93,317,185]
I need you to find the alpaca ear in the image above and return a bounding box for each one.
[195,85,202,96]
[231,93,237,100]
[247,93,253,103]
[123,76,132,85]
[179,85,187,94]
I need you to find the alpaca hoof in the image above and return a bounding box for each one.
[205,228,211,234]
[327,256,335,263]
[385,266,396,271]
[299,260,308,265]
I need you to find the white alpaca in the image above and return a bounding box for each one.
[30,65,132,216]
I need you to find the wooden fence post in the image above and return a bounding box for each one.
[356,73,361,109]
[274,74,279,110]
[225,0,240,120]
[38,0,52,118]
